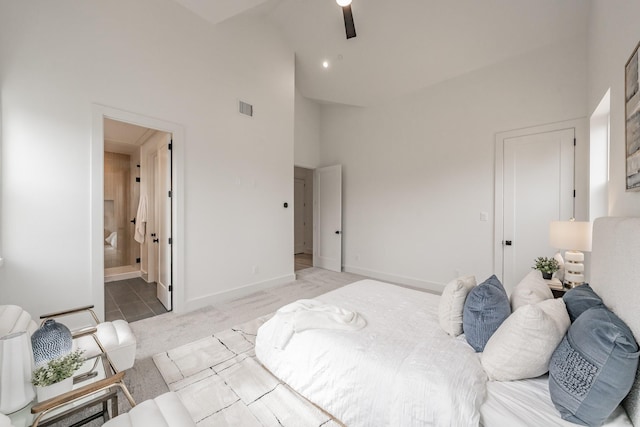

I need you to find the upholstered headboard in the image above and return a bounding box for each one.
[590,217,640,425]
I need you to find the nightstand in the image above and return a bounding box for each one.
[546,278,568,299]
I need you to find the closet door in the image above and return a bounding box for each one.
[500,128,574,289]
[314,165,342,272]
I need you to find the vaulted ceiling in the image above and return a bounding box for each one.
[171,0,589,106]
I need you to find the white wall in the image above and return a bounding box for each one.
[587,1,640,217]
[294,88,321,169]
[0,0,295,317]
[320,37,588,291]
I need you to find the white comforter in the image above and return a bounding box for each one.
[255,279,487,426]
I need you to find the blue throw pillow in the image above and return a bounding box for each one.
[549,306,639,426]
[562,284,604,322]
[462,275,511,352]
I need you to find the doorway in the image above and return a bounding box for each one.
[294,166,314,271]
[102,117,173,320]
[494,120,586,292]
[103,119,150,281]
[91,105,184,319]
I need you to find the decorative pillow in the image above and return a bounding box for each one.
[549,306,640,426]
[537,298,571,333]
[438,275,477,336]
[482,298,570,381]
[562,283,604,322]
[462,275,511,352]
[510,270,553,312]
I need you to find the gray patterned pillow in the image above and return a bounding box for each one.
[549,306,639,426]
[462,275,511,352]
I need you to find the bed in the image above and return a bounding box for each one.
[255,217,640,426]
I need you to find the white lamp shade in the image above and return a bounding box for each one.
[549,221,592,252]
[0,332,35,414]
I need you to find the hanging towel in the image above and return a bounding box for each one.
[134,194,148,244]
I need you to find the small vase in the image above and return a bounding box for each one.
[542,272,552,280]
[31,319,73,368]
[36,377,73,402]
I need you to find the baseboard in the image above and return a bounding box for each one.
[184,273,297,312]
[104,269,142,283]
[343,265,444,294]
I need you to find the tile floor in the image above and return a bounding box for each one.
[105,278,169,322]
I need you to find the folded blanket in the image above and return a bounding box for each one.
[265,299,366,349]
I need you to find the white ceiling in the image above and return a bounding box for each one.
[104,118,156,155]
[171,0,589,106]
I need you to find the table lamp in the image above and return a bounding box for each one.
[549,219,592,288]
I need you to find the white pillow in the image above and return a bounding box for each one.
[537,298,570,332]
[481,298,570,381]
[438,275,476,336]
[510,270,553,311]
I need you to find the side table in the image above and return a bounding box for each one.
[8,352,135,427]
[546,278,568,299]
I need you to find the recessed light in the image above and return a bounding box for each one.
[336,0,352,6]
[322,61,329,69]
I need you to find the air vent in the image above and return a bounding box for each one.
[239,100,253,117]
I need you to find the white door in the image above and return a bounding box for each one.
[148,151,158,284]
[294,178,306,254]
[501,128,574,289]
[155,137,172,310]
[314,165,342,272]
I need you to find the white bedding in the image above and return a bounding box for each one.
[255,279,487,426]
[256,278,635,427]
[481,375,632,427]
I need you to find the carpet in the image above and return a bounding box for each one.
[153,314,340,427]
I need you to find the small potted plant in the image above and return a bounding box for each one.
[532,256,560,280]
[32,349,85,402]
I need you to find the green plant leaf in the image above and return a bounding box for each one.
[32,349,85,387]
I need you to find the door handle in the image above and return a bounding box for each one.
[504,240,512,246]
[153,238,159,243]
[335,231,341,234]
[130,218,136,225]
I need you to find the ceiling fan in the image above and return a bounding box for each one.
[336,0,356,39]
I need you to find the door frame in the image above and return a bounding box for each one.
[91,104,185,319]
[493,118,588,282]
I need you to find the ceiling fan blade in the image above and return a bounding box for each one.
[342,4,356,39]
